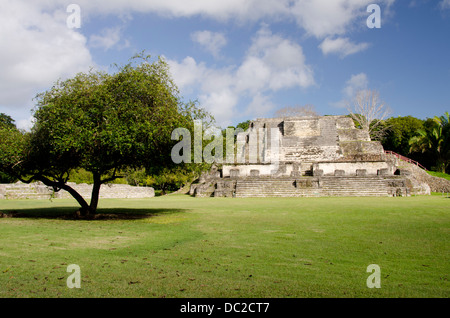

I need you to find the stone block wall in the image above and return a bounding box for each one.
[313,161,395,176]
[0,182,155,200]
[236,115,385,165]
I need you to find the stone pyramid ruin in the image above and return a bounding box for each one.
[190,115,430,197]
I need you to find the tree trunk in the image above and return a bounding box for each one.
[60,183,90,213]
[87,172,102,216]
[32,176,91,217]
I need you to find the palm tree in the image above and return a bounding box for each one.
[409,112,449,173]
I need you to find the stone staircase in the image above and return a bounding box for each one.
[233,176,408,198]
[318,176,406,197]
[235,177,320,198]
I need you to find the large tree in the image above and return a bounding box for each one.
[0,113,22,183]
[0,54,211,216]
[409,112,450,173]
[346,89,392,140]
[380,116,425,155]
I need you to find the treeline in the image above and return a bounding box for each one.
[0,112,211,194]
[1,112,448,190]
[377,113,449,173]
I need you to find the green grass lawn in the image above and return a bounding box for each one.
[0,195,448,298]
[427,171,450,181]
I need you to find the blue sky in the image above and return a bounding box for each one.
[0,0,449,129]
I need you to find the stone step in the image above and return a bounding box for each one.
[5,193,53,199]
[236,192,391,198]
[236,191,392,197]
[235,188,390,193]
[233,176,406,198]
[236,181,391,188]
[236,188,390,193]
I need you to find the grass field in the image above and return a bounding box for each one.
[0,195,448,298]
[427,171,450,181]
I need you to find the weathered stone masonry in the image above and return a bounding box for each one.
[191,115,431,198]
[0,182,155,200]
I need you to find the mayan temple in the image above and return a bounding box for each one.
[190,115,430,198]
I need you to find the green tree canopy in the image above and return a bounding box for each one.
[381,116,425,155]
[409,112,450,173]
[0,113,16,129]
[0,113,22,183]
[0,54,212,216]
[236,120,251,132]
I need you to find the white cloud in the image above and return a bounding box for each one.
[440,0,450,10]
[241,26,315,91]
[0,0,397,126]
[58,0,290,23]
[199,89,239,122]
[33,0,394,39]
[83,0,394,37]
[168,26,315,127]
[332,73,369,108]
[0,0,94,120]
[344,73,369,98]
[235,57,272,94]
[319,37,370,58]
[244,93,276,118]
[191,31,227,58]
[291,0,376,38]
[167,56,207,89]
[168,57,239,126]
[16,116,35,132]
[89,26,126,51]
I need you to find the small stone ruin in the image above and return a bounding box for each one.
[0,182,154,200]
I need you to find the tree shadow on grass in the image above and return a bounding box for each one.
[0,207,187,221]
